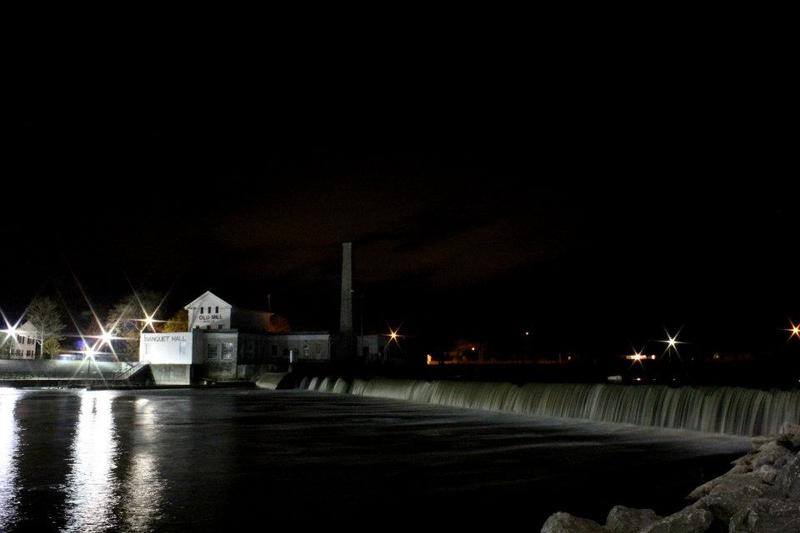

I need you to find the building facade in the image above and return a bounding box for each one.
[139,291,337,384]
[2,320,38,359]
[140,288,388,385]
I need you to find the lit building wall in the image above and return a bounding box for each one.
[185,292,233,330]
[139,331,203,365]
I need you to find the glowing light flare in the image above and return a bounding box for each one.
[625,348,648,366]
[136,313,165,333]
[0,309,23,347]
[786,321,800,340]
[659,328,685,358]
[83,344,99,359]
[386,326,404,344]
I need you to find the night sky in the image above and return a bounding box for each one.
[4,62,797,359]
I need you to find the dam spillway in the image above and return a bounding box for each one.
[297,377,800,437]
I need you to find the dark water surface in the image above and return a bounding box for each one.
[0,388,749,531]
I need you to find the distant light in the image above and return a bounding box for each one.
[471,346,476,351]
[426,354,432,365]
[2,326,16,337]
[100,330,113,346]
[787,321,800,340]
[567,355,572,361]
[83,345,97,359]
[659,329,684,356]
[626,349,646,362]
[650,355,656,360]
[144,315,155,328]
[634,377,642,382]
[524,331,530,336]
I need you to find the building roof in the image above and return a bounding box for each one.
[184,291,233,310]
[17,320,37,336]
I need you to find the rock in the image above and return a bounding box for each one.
[696,472,784,523]
[752,441,794,469]
[688,469,761,501]
[775,453,800,499]
[729,498,800,532]
[606,505,661,533]
[641,507,714,533]
[541,512,608,533]
[733,453,755,468]
[750,436,771,452]
[777,426,800,451]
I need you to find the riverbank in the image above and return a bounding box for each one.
[542,425,800,532]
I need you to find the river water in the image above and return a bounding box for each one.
[0,387,749,531]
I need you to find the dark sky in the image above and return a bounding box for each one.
[3,50,797,358]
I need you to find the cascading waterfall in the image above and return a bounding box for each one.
[298,377,800,437]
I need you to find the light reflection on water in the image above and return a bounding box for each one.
[122,397,165,532]
[0,389,21,530]
[63,391,119,533]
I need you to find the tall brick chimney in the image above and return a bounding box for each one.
[339,242,353,335]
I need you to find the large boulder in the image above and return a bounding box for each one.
[641,507,714,533]
[606,505,661,533]
[541,512,607,533]
[751,441,794,470]
[775,452,800,499]
[728,497,800,532]
[693,471,784,523]
[778,423,800,451]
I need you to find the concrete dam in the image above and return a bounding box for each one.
[295,376,800,437]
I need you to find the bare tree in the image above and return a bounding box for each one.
[27,297,66,358]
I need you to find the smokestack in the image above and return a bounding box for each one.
[339,242,353,335]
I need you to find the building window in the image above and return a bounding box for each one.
[218,325,223,329]
[215,306,219,314]
[207,343,219,359]
[271,345,278,356]
[362,346,369,356]
[222,342,234,360]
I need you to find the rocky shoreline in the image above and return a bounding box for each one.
[542,425,800,533]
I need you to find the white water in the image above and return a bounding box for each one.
[299,378,800,436]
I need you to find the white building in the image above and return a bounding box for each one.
[139,290,386,385]
[185,291,233,330]
[3,320,38,359]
